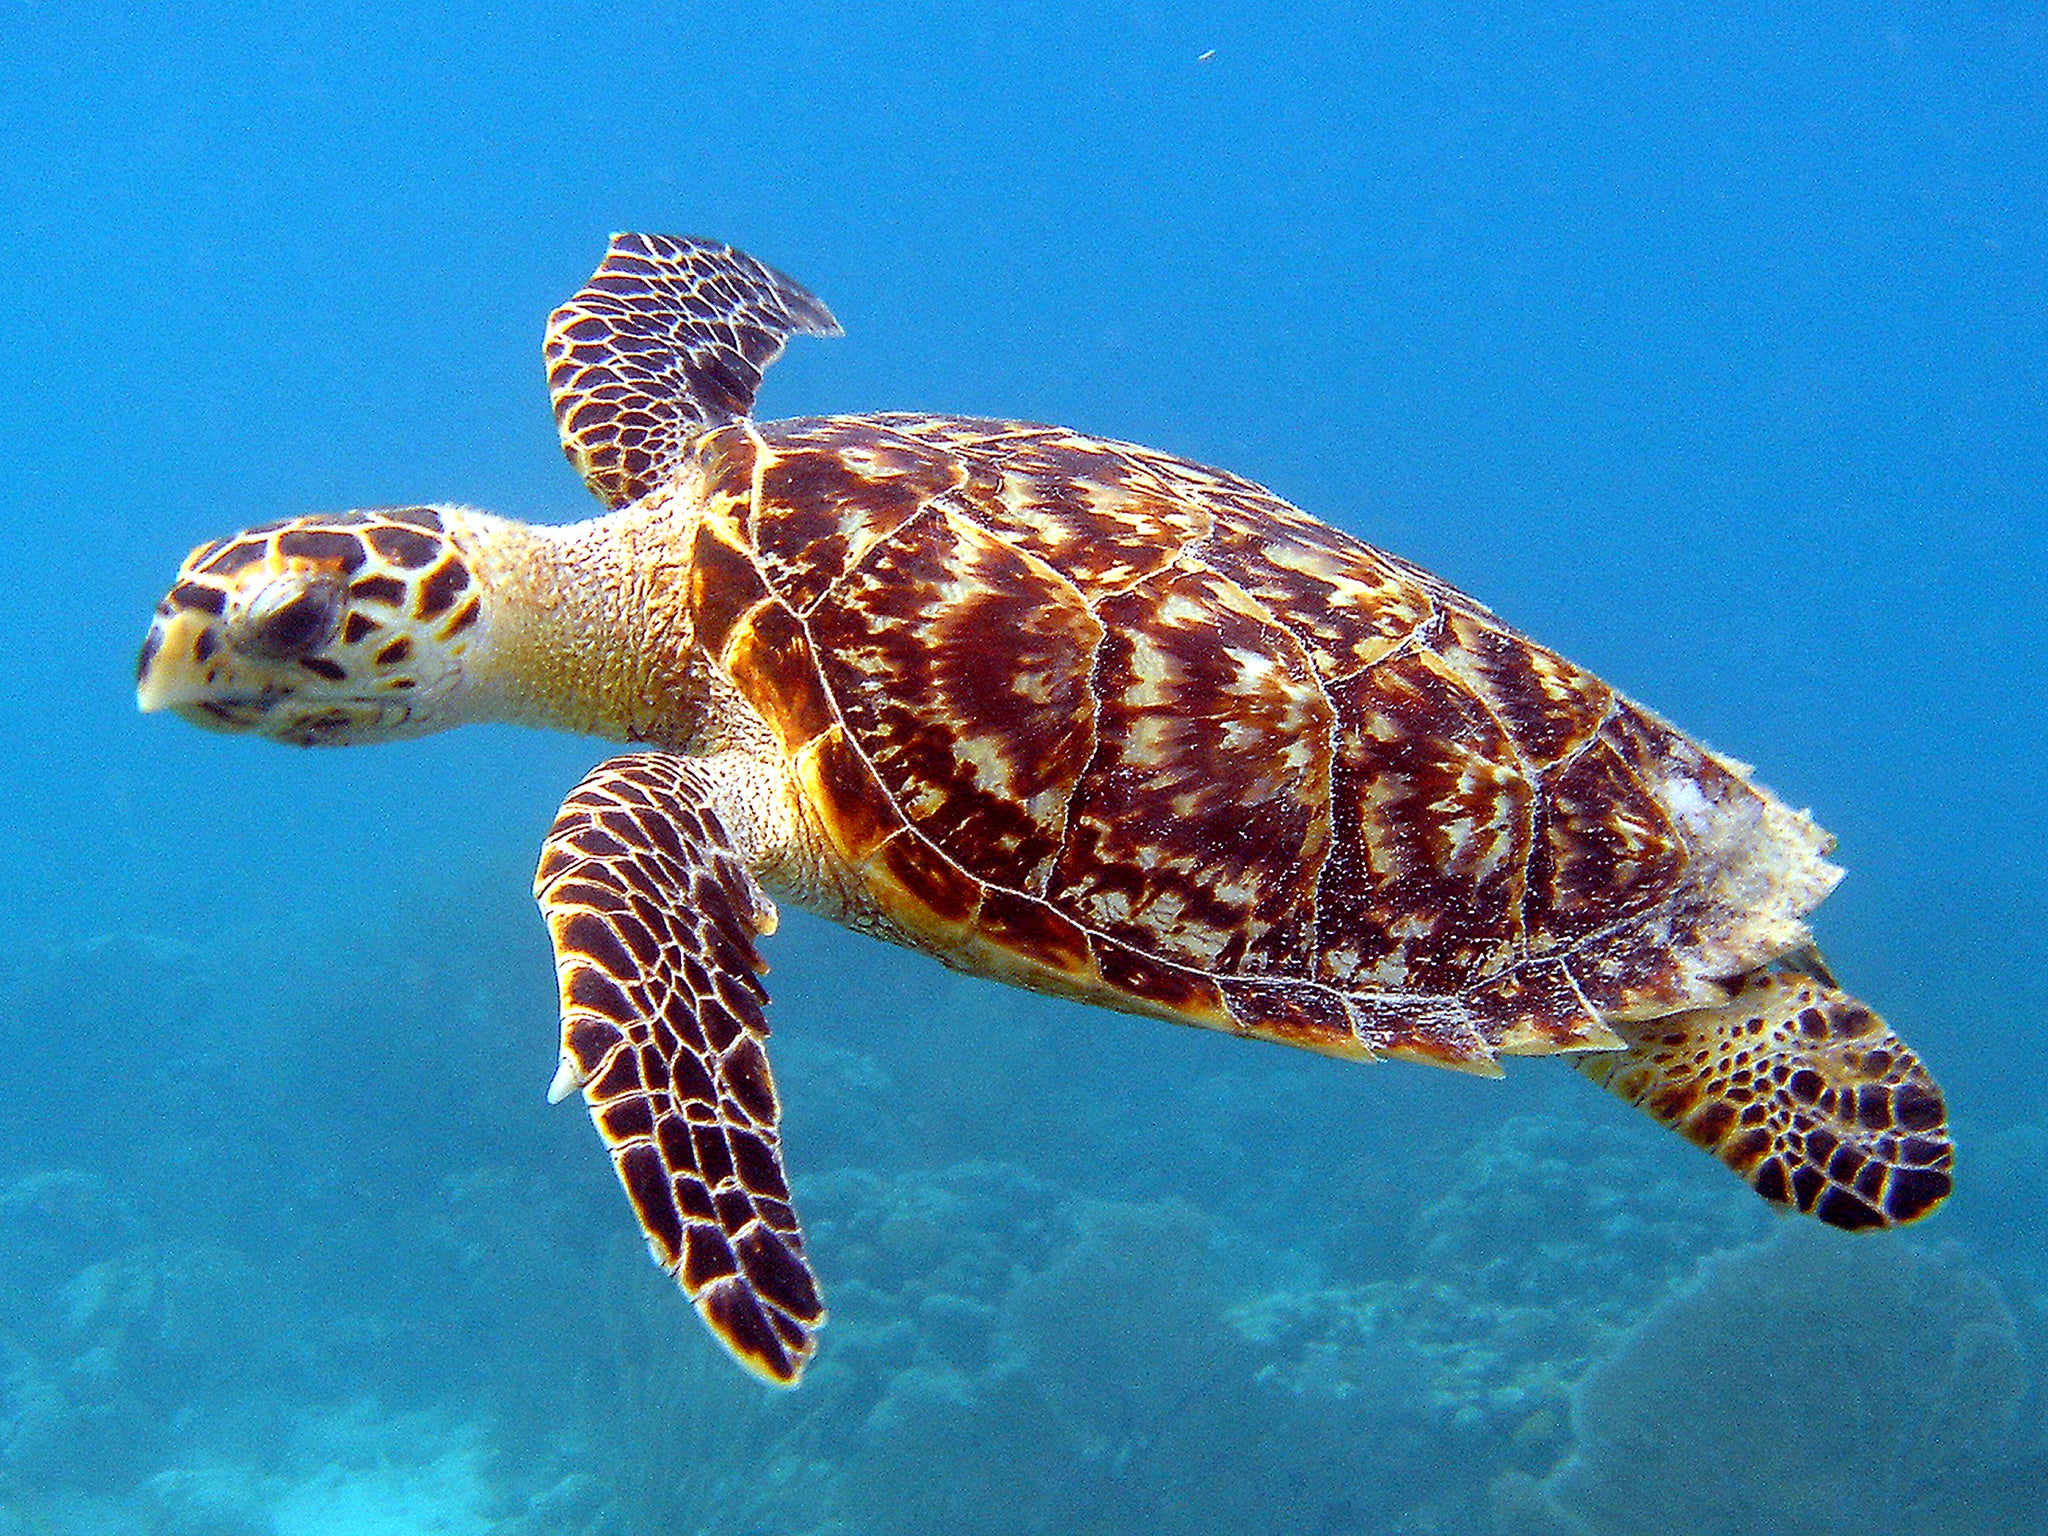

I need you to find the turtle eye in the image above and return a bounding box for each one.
[240,576,345,659]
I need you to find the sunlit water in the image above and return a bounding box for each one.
[5,4,2043,1532]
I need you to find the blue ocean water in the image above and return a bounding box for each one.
[5,2,2044,1530]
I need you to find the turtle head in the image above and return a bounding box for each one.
[137,506,490,746]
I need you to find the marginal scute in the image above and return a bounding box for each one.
[1217,977,1371,1060]
[973,888,1093,976]
[1353,994,1503,1076]
[1472,961,1625,1055]
[721,599,836,752]
[1088,936,1231,1026]
[796,727,905,865]
[871,833,985,930]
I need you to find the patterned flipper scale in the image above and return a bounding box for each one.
[1576,956,1951,1229]
[534,752,824,1383]
[546,232,843,507]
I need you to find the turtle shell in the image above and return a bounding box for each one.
[685,413,1837,1072]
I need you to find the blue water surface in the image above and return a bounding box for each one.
[4,4,2044,1532]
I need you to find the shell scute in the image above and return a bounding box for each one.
[1562,924,1694,1018]
[962,431,1210,590]
[1216,977,1368,1060]
[1201,506,1445,680]
[687,517,771,662]
[872,831,984,929]
[1469,959,1621,1055]
[1088,936,1231,1026]
[1439,609,1617,767]
[1532,736,1687,938]
[973,888,1095,977]
[750,421,962,612]
[1316,649,1533,993]
[1047,563,1332,974]
[805,503,1101,888]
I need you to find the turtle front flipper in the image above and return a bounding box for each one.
[546,233,843,507]
[1576,962,1952,1230]
[535,752,824,1384]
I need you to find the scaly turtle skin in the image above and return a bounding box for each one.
[138,234,1951,1384]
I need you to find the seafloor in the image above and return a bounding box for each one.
[3,876,2042,1536]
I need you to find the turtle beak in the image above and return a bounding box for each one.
[136,608,218,714]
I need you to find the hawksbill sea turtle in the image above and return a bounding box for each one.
[137,234,1952,1384]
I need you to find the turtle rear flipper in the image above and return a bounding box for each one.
[535,752,824,1384]
[1576,963,1951,1229]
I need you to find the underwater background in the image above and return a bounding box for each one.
[5,2,2045,1531]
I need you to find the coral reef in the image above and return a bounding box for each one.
[3,922,2041,1536]
[798,1171,1435,1536]
[1234,1107,1769,1458]
[1537,1224,2042,1536]
[137,1403,512,1536]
